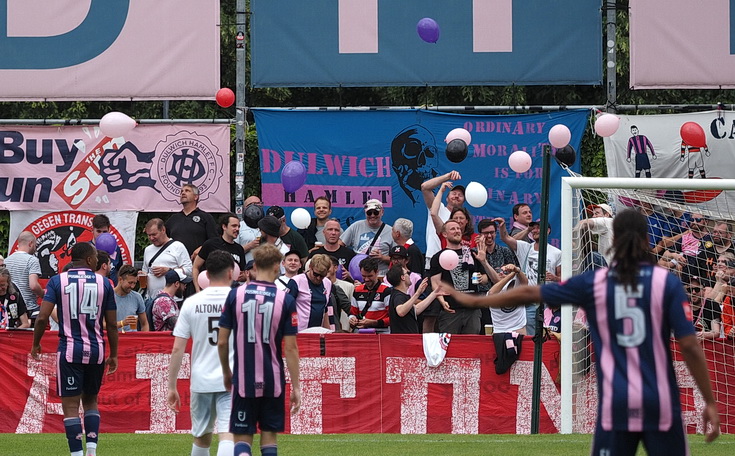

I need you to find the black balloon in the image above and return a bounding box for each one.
[445,139,468,163]
[554,145,576,167]
[243,203,264,228]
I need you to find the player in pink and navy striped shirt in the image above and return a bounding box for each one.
[439,209,719,456]
[32,242,118,456]
[218,244,300,456]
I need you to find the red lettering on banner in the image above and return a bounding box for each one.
[2,333,733,435]
[53,138,114,209]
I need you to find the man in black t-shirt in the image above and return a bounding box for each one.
[430,220,484,334]
[386,265,437,334]
[192,213,246,291]
[267,206,309,262]
[308,219,356,273]
[165,184,218,262]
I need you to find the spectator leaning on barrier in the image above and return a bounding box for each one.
[151,270,192,331]
[349,257,392,332]
[5,231,44,318]
[114,264,149,333]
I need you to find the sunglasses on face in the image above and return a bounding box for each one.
[691,217,705,222]
[311,270,327,280]
[366,209,380,216]
[686,286,701,293]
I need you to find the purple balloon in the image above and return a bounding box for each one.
[281,160,307,193]
[417,18,440,43]
[348,254,368,283]
[95,233,117,256]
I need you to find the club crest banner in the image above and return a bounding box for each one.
[8,210,137,281]
[251,0,602,87]
[0,124,230,212]
[0,0,220,100]
[630,0,735,89]
[254,109,587,251]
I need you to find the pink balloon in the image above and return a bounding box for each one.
[548,124,571,149]
[445,128,472,145]
[593,114,620,137]
[438,250,459,271]
[99,111,136,138]
[508,150,532,173]
[232,262,241,281]
[198,270,210,289]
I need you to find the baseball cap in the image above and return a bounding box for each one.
[593,203,613,217]
[450,184,465,195]
[364,199,383,211]
[390,245,409,258]
[528,219,552,230]
[258,215,281,238]
[164,269,192,285]
[266,205,285,219]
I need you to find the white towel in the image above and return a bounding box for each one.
[422,332,452,367]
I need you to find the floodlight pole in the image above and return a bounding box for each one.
[530,144,552,434]
[234,0,247,215]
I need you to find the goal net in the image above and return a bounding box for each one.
[559,176,735,435]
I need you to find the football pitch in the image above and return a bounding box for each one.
[0,433,732,455]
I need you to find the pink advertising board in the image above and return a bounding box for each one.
[0,0,219,100]
[0,124,231,212]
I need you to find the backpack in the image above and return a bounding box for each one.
[144,293,168,331]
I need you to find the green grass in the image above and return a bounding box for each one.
[1,433,733,455]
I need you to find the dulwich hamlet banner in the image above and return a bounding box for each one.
[0,124,230,212]
[254,109,587,251]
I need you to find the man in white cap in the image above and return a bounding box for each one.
[340,199,394,276]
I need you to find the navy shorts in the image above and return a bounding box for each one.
[57,356,106,397]
[230,393,285,435]
[591,416,688,456]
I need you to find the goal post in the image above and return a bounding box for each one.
[559,176,735,434]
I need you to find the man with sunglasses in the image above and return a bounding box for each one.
[711,220,735,256]
[285,254,333,332]
[662,213,717,285]
[683,272,721,340]
[340,199,394,276]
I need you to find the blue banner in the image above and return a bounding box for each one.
[251,0,601,87]
[254,109,588,251]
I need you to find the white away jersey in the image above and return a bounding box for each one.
[173,286,234,392]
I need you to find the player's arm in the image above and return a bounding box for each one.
[31,299,55,358]
[438,282,541,309]
[217,327,233,391]
[192,255,205,292]
[677,333,720,442]
[104,308,119,375]
[167,336,188,412]
[283,335,301,414]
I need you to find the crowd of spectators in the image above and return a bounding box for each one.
[5,180,735,343]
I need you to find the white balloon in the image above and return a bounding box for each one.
[465,181,488,208]
[99,112,136,138]
[291,208,312,229]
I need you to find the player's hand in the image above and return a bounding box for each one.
[167,389,180,412]
[106,356,118,375]
[31,344,42,360]
[416,278,429,296]
[223,371,232,391]
[703,402,721,443]
[290,387,301,414]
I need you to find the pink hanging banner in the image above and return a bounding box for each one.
[630,0,735,89]
[0,0,219,100]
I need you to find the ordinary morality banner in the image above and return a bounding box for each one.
[254,109,587,251]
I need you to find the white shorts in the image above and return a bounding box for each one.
[189,391,231,438]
